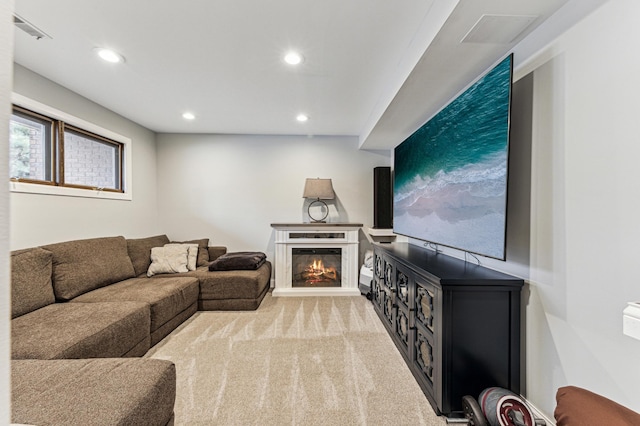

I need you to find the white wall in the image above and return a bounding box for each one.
[10,65,161,249]
[156,133,390,259]
[1,1,14,422]
[519,0,640,417]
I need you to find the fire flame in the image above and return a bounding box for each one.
[311,259,324,271]
[304,258,337,283]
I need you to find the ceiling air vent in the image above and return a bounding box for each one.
[14,14,51,40]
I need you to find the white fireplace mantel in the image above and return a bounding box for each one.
[271,223,362,296]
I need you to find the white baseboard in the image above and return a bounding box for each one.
[522,395,556,426]
[272,288,361,297]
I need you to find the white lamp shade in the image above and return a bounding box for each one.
[302,178,335,200]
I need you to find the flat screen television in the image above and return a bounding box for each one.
[393,54,513,260]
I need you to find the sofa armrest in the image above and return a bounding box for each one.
[208,246,227,262]
[555,386,640,426]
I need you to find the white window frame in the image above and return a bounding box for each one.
[10,93,133,201]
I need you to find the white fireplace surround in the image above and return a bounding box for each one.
[271,223,362,296]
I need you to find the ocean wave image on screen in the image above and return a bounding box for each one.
[393,55,511,259]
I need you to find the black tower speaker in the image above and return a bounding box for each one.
[373,166,393,229]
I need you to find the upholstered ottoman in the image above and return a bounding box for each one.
[12,358,176,426]
[188,261,272,310]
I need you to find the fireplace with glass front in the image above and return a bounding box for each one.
[292,248,342,287]
[271,223,362,296]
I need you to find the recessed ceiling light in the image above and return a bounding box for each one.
[296,114,309,122]
[284,51,304,65]
[182,112,195,120]
[94,47,125,64]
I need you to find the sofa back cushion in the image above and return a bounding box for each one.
[42,236,136,301]
[11,248,55,318]
[171,238,209,266]
[126,234,170,276]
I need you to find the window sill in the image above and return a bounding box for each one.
[10,181,132,201]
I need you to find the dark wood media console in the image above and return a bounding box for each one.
[372,243,523,416]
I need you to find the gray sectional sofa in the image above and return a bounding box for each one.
[10,234,272,425]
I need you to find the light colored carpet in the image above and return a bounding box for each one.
[146,293,446,426]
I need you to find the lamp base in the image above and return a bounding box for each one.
[308,199,329,223]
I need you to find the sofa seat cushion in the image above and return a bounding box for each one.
[164,262,271,308]
[11,247,55,319]
[71,277,199,333]
[42,236,136,301]
[12,302,150,359]
[12,358,175,426]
